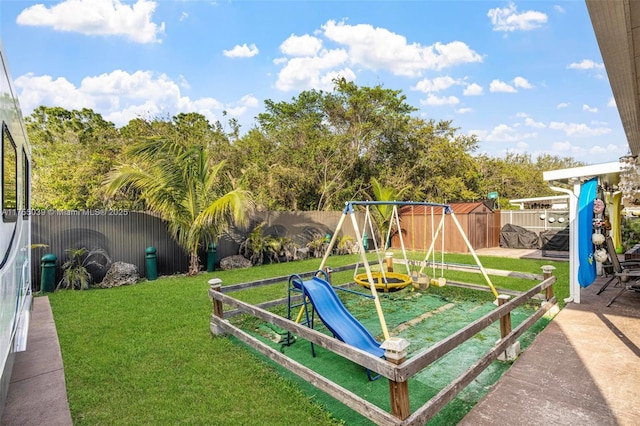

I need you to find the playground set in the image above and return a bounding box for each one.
[209,201,560,425]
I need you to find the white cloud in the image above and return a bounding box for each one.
[554,5,566,13]
[551,141,583,156]
[14,73,96,111]
[274,49,352,91]
[274,20,484,92]
[412,76,462,93]
[280,34,323,56]
[583,104,598,113]
[549,121,611,137]
[588,143,627,157]
[178,75,190,90]
[557,102,569,109]
[456,107,473,114]
[16,0,164,43]
[225,95,259,116]
[463,83,483,96]
[550,141,625,159]
[524,117,546,128]
[420,94,460,106]
[320,20,482,76]
[473,123,536,142]
[223,43,259,58]
[513,76,533,89]
[489,79,517,93]
[14,69,259,127]
[179,12,188,22]
[319,68,357,90]
[487,2,547,32]
[567,59,605,70]
[608,97,616,107]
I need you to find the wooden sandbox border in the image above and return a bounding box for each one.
[209,268,558,425]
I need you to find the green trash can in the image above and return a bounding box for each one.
[40,253,57,293]
[363,233,369,251]
[145,246,157,281]
[207,243,216,272]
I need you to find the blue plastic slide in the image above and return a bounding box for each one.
[299,277,384,358]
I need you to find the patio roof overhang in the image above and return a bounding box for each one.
[586,0,640,156]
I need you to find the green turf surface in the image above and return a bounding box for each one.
[234,284,549,425]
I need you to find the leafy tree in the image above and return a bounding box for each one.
[26,106,123,209]
[253,78,418,210]
[475,153,583,208]
[105,116,254,275]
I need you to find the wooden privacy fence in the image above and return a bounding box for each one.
[209,268,558,425]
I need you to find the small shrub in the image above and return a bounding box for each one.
[57,247,111,290]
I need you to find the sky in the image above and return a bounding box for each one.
[0,0,630,163]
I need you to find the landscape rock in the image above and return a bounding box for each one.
[96,262,140,288]
[294,247,309,260]
[220,255,252,270]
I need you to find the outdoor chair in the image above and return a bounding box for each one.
[596,236,640,294]
[600,236,640,306]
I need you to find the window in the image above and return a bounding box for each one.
[2,123,17,222]
[22,147,29,219]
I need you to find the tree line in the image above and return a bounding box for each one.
[26,79,582,274]
[26,78,581,213]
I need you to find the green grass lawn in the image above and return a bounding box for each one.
[48,252,568,425]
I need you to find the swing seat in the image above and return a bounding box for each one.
[354,271,412,292]
[430,277,447,287]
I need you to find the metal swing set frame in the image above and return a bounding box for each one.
[318,201,498,340]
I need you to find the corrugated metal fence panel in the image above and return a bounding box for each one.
[260,210,368,244]
[32,211,190,290]
[31,210,368,290]
[499,210,569,231]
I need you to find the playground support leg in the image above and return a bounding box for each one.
[209,279,225,336]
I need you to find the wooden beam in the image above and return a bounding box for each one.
[211,316,400,426]
[209,288,397,380]
[402,296,557,426]
[397,276,555,381]
[219,264,355,293]
[401,258,543,281]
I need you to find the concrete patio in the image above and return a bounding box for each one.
[460,263,640,425]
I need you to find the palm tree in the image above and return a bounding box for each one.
[370,177,411,248]
[105,135,254,275]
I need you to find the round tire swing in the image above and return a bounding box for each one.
[353,204,413,292]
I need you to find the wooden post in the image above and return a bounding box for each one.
[324,267,333,284]
[497,295,512,339]
[542,265,556,302]
[541,265,559,318]
[209,278,225,336]
[497,294,519,361]
[385,252,394,272]
[381,337,411,420]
